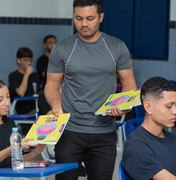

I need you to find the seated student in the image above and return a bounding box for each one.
[0,80,45,168]
[8,47,40,115]
[36,35,57,89]
[122,76,176,180]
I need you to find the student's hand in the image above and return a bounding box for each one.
[25,65,33,76]
[22,138,33,150]
[106,107,131,116]
[33,144,45,154]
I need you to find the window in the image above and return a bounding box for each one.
[101,0,170,60]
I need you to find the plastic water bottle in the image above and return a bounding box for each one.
[10,127,24,170]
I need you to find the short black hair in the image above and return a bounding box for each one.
[16,47,33,58]
[140,76,176,104]
[73,0,103,14]
[43,34,57,44]
[0,80,5,89]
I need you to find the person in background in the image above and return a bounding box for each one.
[44,0,136,179]
[8,47,40,135]
[122,76,176,180]
[36,35,57,117]
[0,80,44,168]
[36,34,57,89]
[8,47,40,115]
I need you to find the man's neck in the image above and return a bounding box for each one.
[44,51,50,57]
[142,120,165,138]
[78,31,101,43]
[17,67,25,74]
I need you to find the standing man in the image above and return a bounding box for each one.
[36,34,57,89]
[44,0,136,179]
[36,35,57,116]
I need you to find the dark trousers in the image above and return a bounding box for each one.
[55,130,117,180]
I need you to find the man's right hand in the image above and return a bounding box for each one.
[25,65,33,76]
[47,108,63,116]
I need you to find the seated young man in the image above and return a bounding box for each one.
[122,76,176,180]
[9,47,40,115]
[8,47,40,135]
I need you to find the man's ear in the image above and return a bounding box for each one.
[99,13,104,23]
[16,58,20,65]
[143,100,152,115]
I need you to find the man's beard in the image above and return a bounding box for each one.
[79,30,97,39]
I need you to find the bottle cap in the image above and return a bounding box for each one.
[12,127,18,133]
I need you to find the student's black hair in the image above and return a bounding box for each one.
[73,0,103,14]
[0,80,8,122]
[43,35,57,44]
[16,47,33,58]
[0,80,5,88]
[140,76,176,105]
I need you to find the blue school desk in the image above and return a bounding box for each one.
[0,163,78,177]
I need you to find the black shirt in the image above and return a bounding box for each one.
[36,54,49,89]
[0,117,16,167]
[8,70,40,114]
[122,126,176,180]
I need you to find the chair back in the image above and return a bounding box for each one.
[135,105,145,118]
[169,80,176,87]
[123,117,144,140]
[115,115,126,150]
[119,162,126,180]
[115,122,124,130]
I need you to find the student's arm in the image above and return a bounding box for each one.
[23,144,45,162]
[153,169,176,180]
[44,72,64,116]
[0,147,11,162]
[0,142,44,163]
[107,68,136,116]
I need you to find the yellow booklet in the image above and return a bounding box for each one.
[95,90,141,116]
[25,113,70,144]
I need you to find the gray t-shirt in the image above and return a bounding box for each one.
[48,32,132,133]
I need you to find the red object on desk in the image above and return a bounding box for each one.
[24,161,51,168]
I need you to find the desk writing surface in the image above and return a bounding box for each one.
[12,95,38,101]
[8,114,36,124]
[0,163,78,177]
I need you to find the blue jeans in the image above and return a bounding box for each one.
[55,130,117,180]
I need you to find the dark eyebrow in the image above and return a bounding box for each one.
[87,16,94,18]
[75,15,82,18]
[75,15,94,18]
